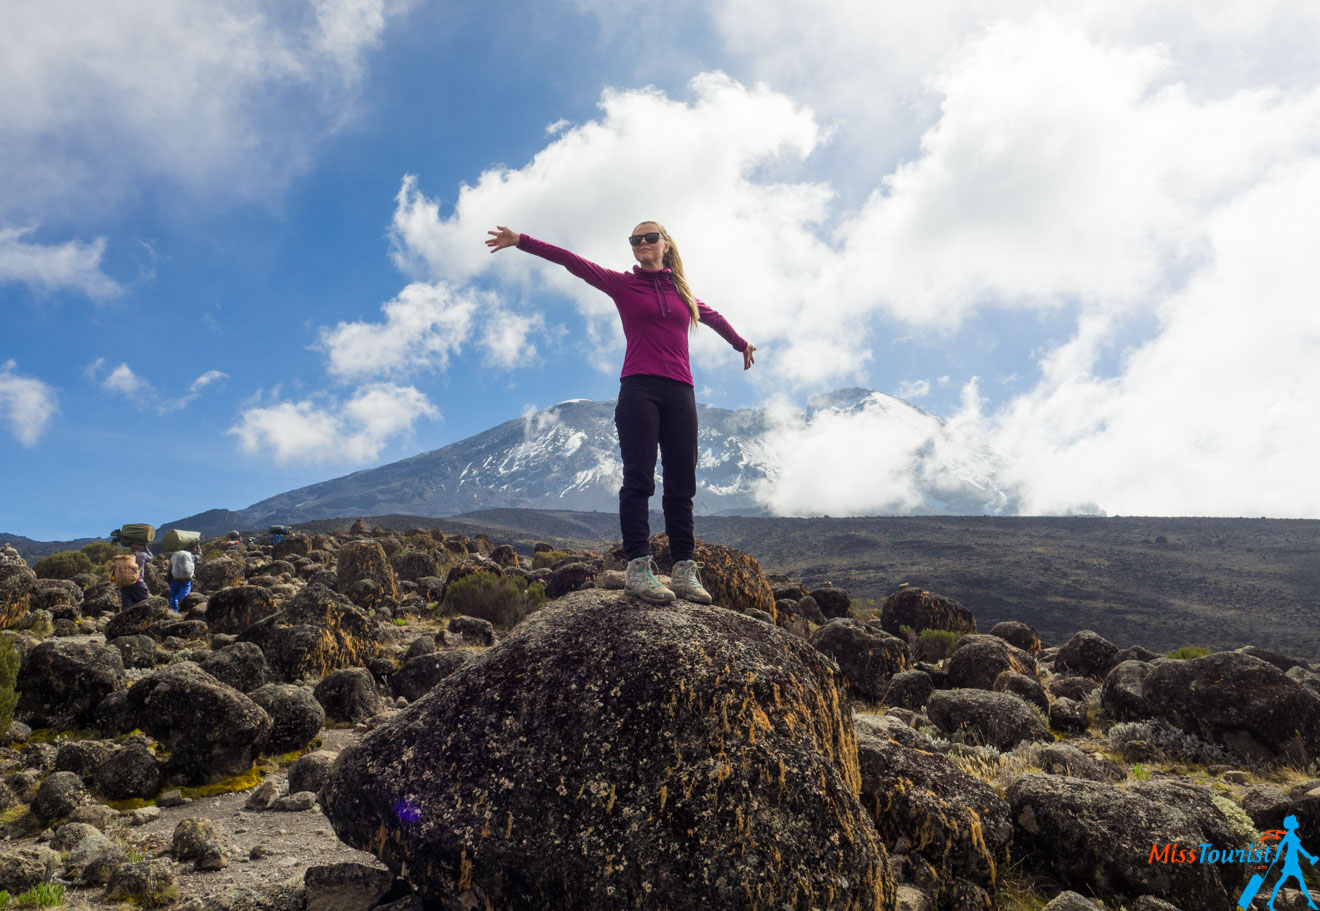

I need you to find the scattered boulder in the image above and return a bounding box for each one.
[104,858,177,905]
[1054,630,1120,680]
[288,751,337,797]
[988,620,1041,655]
[546,562,595,599]
[1050,697,1091,734]
[124,663,273,784]
[109,634,157,669]
[314,668,385,724]
[1101,660,1155,722]
[238,584,384,683]
[304,862,395,911]
[205,586,280,636]
[880,587,976,638]
[391,550,440,583]
[945,634,1037,691]
[31,578,82,618]
[337,541,399,609]
[104,598,175,640]
[808,618,911,702]
[0,565,37,630]
[197,641,268,692]
[54,740,113,782]
[250,684,326,755]
[15,639,126,729]
[389,652,472,703]
[1007,774,1247,910]
[92,745,161,802]
[322,589,892,909]
[1142,652,1320,765]
[993,670,1048,713]
[194,557,246,593]
[31,770,93,821]
[882,669,934,710]
[0,844,59,893]
[448,615,495,647]
[272,535,313,561]
[1049,676,1100,701]
[926,689,1052,750]
[855,721,1011,908]
[173,816,222,860]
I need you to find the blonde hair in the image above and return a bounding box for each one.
[640,221,699,330]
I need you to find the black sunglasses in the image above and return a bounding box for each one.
[628,232,662,247]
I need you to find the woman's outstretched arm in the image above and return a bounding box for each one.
[485,226,626,296]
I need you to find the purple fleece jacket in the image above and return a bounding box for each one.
[517,234,748,386]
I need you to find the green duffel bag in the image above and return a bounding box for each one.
[161,529,201,552]
[268,525,293,536]
[226,530,241,541]
[118,523,156,545]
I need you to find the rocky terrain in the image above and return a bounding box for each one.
[0,521,1319,910]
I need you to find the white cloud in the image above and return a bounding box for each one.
[0,0,411,220]
[896,380,931,400]
[102,363,149,397]
[228,382,438,464]
[317,282,480,380]
[750,393,1017,516]
[480,308,545,370]
[0,226,121,298]
[189,370,229,393]
[0,361,58,447]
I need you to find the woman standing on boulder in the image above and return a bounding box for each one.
[487,222,755,604]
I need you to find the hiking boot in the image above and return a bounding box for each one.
[625,556,675,603]
[670,560,712,604]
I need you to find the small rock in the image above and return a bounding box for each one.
[246,779,281,810]
[304,861,394,911]
[158,789,190,808]
[274,791,318,812]
[197,846,228,871]
[66,804,118,829]
[1222,770,1251,784]
[104,858,176,904]
[36,827,53,842]
[173,816,221,860]
[249,844,270,860]
[127,806,161,826]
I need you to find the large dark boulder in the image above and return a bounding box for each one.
[1142,652,1320,765]
[0,565,37,630]
[389,652,472,703]
[313,668,384,724]
[879,587,976,638]
[250,684,325,755]
[16,640,126,729]
[105,599,175,640]
[337,541,399,609]
[988,620,1041,655]
[1054,630,1120,680]
[810,587,852,620]
[108,634,157,669]
[193,557,246,594]
[926,689,1052,751]
[205,586,279,636]
[855,722,1010,908]
[945,634,1037,691]
[92,745,161,801]
[272,535,312,561]
[31,579,82,618]
[31,771,92,821]
[238,584,383,683]
[1007,774,1247,910]
[390,551,440,583]
[123,663,272,784]
[808,618,910,702]
[1101,659,1156,722]
[322,590,892,910]
[54,741,113,782]
[197,641,267,693]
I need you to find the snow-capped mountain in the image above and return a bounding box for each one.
[181,388,1025,528]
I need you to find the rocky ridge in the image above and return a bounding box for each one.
[0,527,1318,910]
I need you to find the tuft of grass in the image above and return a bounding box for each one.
[0,638,18,736]
[1167,645,1214,660]
[531,550,571,570]
[1131,762,1151,780]
[393,617,407,626]
[12,884,64,908]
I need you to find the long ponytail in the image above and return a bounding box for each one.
[650,222,700,331]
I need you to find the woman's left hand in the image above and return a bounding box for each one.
[742,344,756,370]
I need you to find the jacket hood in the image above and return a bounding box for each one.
[632,265,672,280]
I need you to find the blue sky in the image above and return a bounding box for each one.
[3,1,1319,540]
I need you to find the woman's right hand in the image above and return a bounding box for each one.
[485,225,520,252]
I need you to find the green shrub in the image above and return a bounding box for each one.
[33,550,94,580]
[445,572,547,629]
[849,598,880,620]
[1167,645,1214,660]
[0,638,19,736]
[917,628,961,662]
[0,889,7,911]
[80,540,123,565]
[531,550,571,570]
[13,883,63,908]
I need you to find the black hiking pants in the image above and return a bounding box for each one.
[615,374,698,563]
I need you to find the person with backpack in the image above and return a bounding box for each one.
[486,221,755,603]
[112,542,151,610]
[168,544,198,611]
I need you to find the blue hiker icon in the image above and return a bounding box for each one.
[1239,814,1318,910]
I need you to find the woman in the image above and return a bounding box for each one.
[486,222,755,603]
